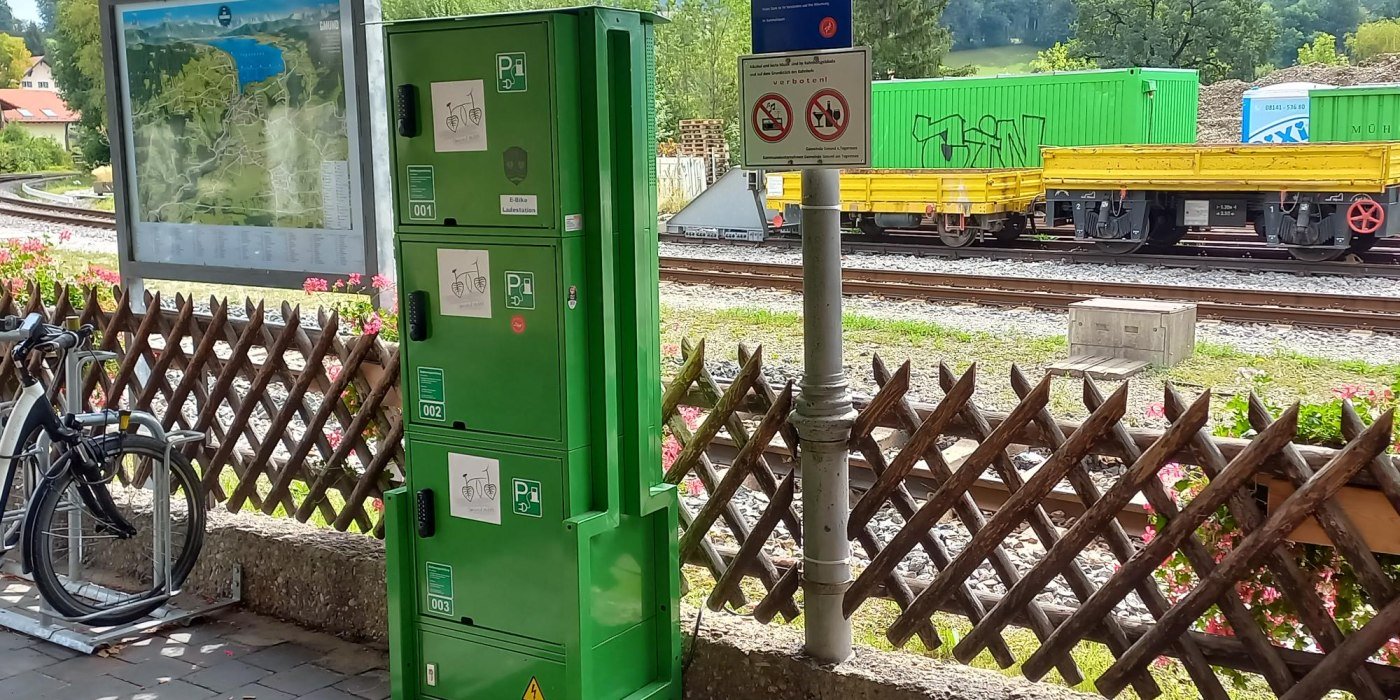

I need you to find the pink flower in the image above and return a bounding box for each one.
[58,230,72,243]
[682,475,704,496]
[371,274,393,291]
[371,498,384,512]
[303,277,329,294]
[1333,384,1363,400]
[679,406,703,430]
[20,237,43,253]
[1141,523,1156,544]
[328,428,344,449]
[362,312,383,336]
[90,265,120,286]
[326,364,342,383]
[661,435,682,470]
[348,272,362,287]
[1144,402,1165,419]
[661,343,680,358]
[0,248,11,264]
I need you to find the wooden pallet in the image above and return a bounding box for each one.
[1046,355,1151,380]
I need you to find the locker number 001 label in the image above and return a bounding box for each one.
[410,202,436,220]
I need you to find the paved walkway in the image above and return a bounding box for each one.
[0,610,390,700]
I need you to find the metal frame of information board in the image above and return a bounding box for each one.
[98,0,386,290]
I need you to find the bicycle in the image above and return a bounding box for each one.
[0,313,207,626]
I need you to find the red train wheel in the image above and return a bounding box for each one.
[1347,199,1385,235]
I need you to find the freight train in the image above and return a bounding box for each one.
[765,71,1400,260]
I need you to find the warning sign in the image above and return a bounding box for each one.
[523,676,546,700]
[751,93,792,143]
[740,47,870,168]
[806,88,849,141]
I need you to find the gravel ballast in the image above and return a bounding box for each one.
[661,241,1400,298]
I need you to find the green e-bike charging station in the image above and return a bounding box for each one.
[381,8,680,700]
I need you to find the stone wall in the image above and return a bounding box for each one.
[181,512,1092,699]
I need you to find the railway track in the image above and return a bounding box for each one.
[659,256,1400,333]
[662,233,1400,279]
[0,174,117,230]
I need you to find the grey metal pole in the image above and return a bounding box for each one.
[792,166,854,664]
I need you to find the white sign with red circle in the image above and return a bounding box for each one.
[739,47,870,168]
[806,88,849,142]
[751,93,793,143]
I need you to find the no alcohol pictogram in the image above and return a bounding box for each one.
[806,88,850,142]
[751,93,793,143]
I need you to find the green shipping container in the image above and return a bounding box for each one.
[871,68,1200,169]
[1309,84,1400,143]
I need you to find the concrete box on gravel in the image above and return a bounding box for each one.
[1068,298,1196,367]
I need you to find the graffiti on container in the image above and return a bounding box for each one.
[911,113,1047,168]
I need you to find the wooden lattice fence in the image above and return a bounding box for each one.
[6,287,1400,699]
[0,286,403,536]
[661,339,1400,700]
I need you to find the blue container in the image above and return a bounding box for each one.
[1241,82,1332,144]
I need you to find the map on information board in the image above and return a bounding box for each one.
[119,0,353,230]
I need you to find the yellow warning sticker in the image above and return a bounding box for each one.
[522,676,545,700]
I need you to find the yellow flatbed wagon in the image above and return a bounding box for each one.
[1041,144,1400,260]
[766,169,1042,247]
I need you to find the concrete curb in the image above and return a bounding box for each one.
[183,510,1093,699]
[682,607,1096,700]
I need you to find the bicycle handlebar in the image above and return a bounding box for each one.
[7,313,94,363]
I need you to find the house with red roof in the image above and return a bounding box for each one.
[20,56,56,91]
[0,89,79,149]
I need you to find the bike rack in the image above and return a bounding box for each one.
[0,340,242,654]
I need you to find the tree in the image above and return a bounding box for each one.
[943,0,1074,50]
[1296,32,1348,65]
[856,0,956,78]
[1070,0,1277,81]
[1347,19,1400,59]
[0,0,15,35]
[1269,0,1362,67]
[49,0,105,163]
[0,33,30,86]
[653,0,748,132]
[18,21,44,54]
[36,0,56,29]
[1030,41,1096,72]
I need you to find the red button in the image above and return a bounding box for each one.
[511,315,526,334]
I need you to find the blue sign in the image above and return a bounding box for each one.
[751,0,853,54]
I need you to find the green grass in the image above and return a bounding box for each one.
[40,174,94,196]
[662,304,1398,422]
[680,566,1280,699]
[49,248,362,311]
[947,45,1042,76]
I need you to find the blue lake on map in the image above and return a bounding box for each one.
[205,37,287,90]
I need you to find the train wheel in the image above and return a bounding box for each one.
[1350,236,1379,253]
[857,218,887,239]
[993,214,1028,244]
[1288,246,1347,262]
[938,229,976,248]
[1093,239,1146,255]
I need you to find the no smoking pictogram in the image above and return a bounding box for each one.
[806,88,850,142]
[751,93,793,143]
[819,16,837,39]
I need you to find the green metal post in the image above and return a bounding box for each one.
[382,9,679,700]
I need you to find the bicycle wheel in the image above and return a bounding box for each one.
[24,434,206,625]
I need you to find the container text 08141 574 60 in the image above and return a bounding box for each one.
[869,68,1200,170]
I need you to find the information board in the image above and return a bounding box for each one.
[739,47,870,168]
[751,0,852,53]
[101,0,380,287]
